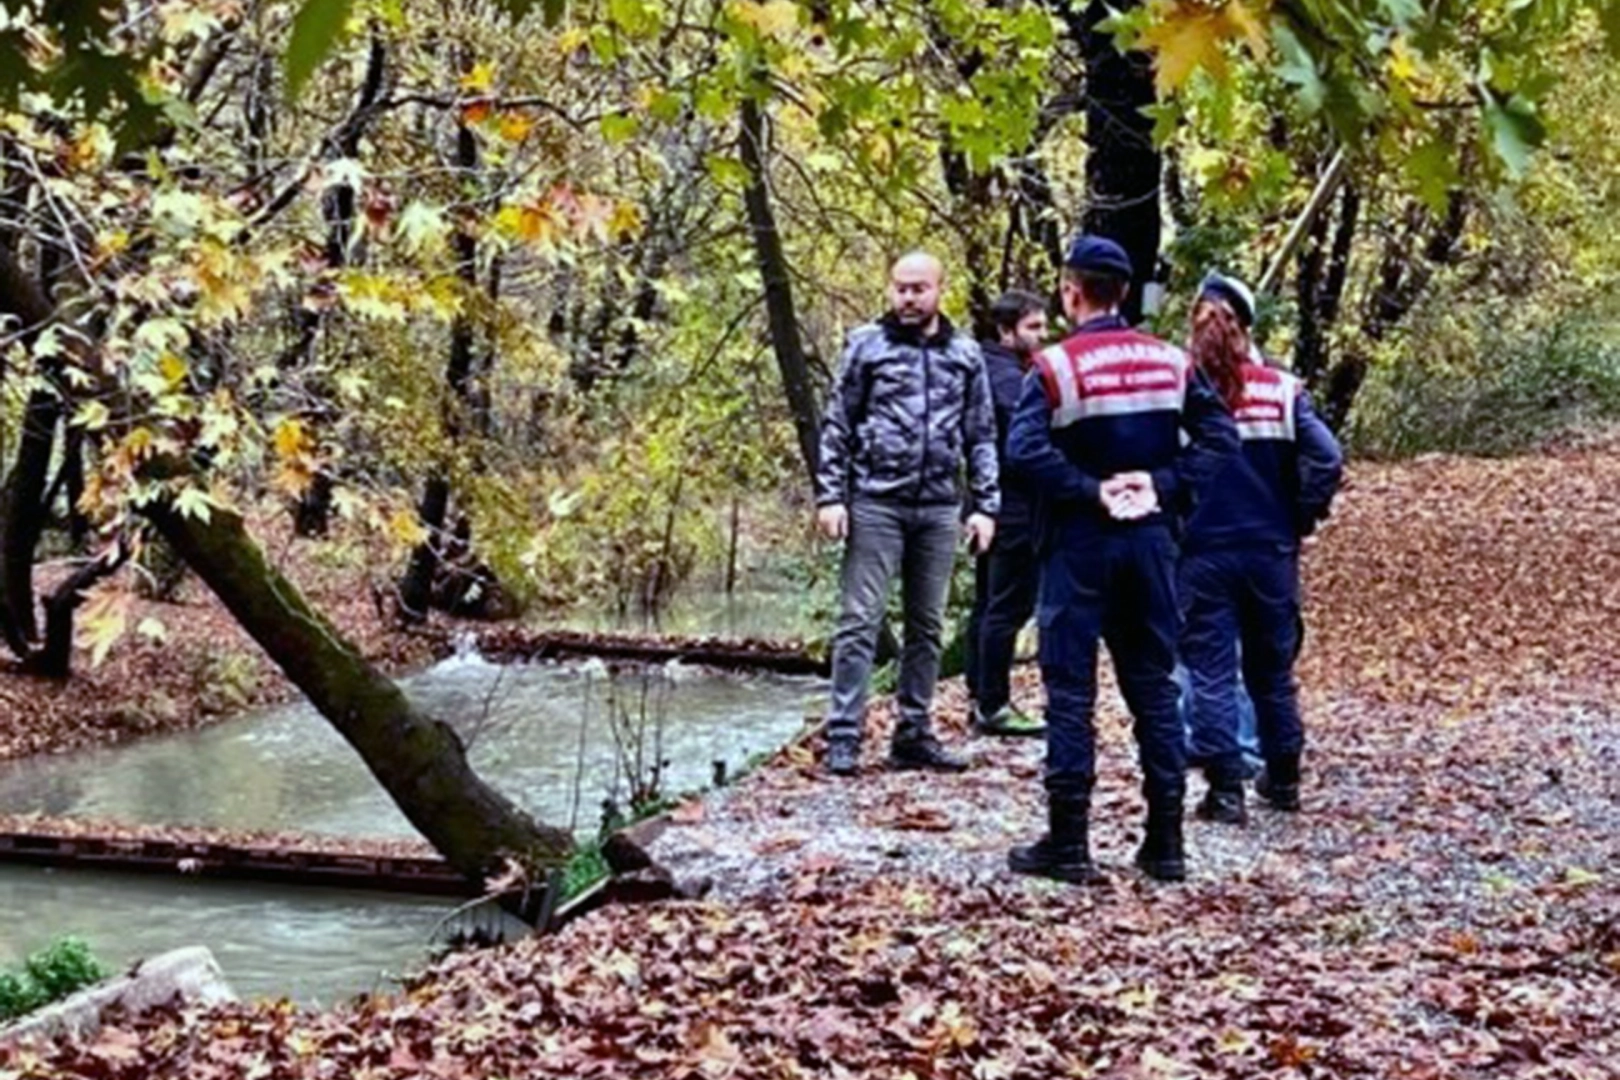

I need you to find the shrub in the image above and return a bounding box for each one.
[0,938,106,1023]
[1348,316,1620,459]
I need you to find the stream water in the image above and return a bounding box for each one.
[0,651,821,1005]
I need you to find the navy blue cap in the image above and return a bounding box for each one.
[1063,234,1134,279]
[1197,271,1256,329]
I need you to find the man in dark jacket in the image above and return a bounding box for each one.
[1179,272,1344,823]
[965,290,1048,738]
[1005,236,1239,883]
[816,252,1000,777]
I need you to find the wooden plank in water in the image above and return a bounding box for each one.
[0,830,475,897]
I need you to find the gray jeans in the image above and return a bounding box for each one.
[827,498,959,746]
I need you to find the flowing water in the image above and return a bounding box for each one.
[0,653,822,1005]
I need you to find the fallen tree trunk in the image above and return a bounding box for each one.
[474,626,829,677]
[143,499,576,892]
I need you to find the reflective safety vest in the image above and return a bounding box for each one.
[1233,363,1299,443]
[1035,332,1189,430]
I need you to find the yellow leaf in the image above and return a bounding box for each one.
[608,201,643,240]
[273,460,316,499]
[730,0,799,37]
[497,111,536,142]
[1222,0,1270,57]
[1138,0,1272,95]
[1138,3,1227,94]
[159,352,188,386]
[459,60,497,93]
[1387,36,1421,85]
[390,509,429,548]
[554,26,590,54]
[74,400,111,432]
[274,417,311,460]
[77,588,129,668]
[496,202,565,250]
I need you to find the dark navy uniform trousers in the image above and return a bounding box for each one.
[1179,545,1304,776]
[1038,521,1185,805]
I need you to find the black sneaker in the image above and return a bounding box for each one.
[1256,770,1302,811]
[887,736,968,773]
[974,706,1047,739]
[824,739,859,777]
[1196,786,1248,825]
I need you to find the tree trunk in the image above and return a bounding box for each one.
[34,540,132,679]
[0,388,59,655]
[290,32,388,538]
[738,95,820,487]
[1320,190,1468,428]
[1077,0,1160,323]
[399,111,480,624]
[0,243,62,657]
[144,500,575,886]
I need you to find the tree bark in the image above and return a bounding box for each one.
[738,95,820,487]
[399,111,480,624]
[1320,191,1469,428]
[34,539,132,680]
[0,244,65,657]
[144,500,575,886]
[1076,0,1161,323]
[290,31,389,537]
[0,389,58,652]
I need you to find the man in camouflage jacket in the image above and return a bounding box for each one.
[814,252,1000,777]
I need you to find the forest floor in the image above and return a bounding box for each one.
[3,439,1620,1078]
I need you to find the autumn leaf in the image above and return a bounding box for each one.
[1136,0,1271,95]
[729,0,800,38]
[273,417,312,460]
[497,110,535,142]
[460,60,497,93]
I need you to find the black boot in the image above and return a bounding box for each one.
[887,734,968,773]
[1256,753,1302,811]
[1009,794,1105,884]
[1135,805,1187,882]
[1196,762,1248,825]
[824,739,859,778]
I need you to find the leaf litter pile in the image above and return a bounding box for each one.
[5,443,1620,1078]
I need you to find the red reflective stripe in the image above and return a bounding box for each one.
[1036,355,1062,407]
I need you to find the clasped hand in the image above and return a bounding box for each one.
[1099,472,1159,521]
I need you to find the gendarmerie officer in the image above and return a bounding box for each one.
[1005,236,1238,883]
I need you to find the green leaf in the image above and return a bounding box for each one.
[599,112,640,143]
[1482,90,1545,177]
[1404,138,1460,213]
[1602,0,1620,60]
[1378,0,1422,27]
[1273,24,1324,113]
[285,0,354,101]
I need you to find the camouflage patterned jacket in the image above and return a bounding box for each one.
[815,314,999,517]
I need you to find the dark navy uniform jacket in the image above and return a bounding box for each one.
[1183,361,1344,553]
[980,340,1037,536]
[1006,315,1238,538]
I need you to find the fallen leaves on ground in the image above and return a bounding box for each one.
[5,442,1620,1078]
